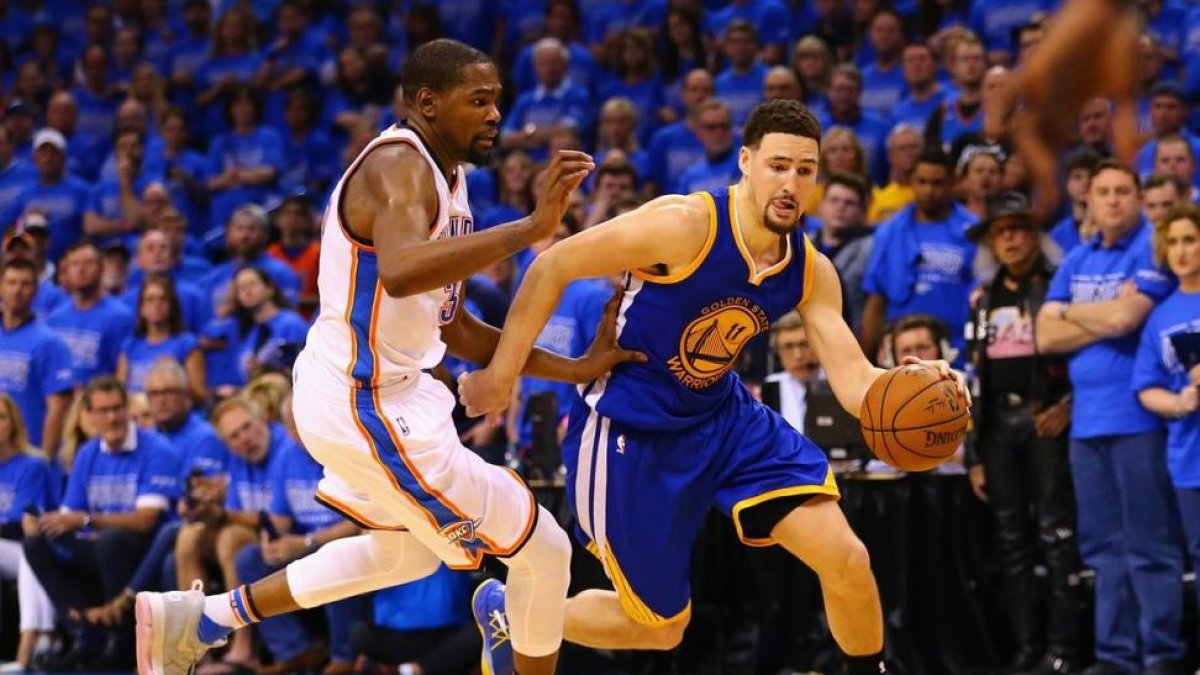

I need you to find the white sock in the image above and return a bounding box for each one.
[202,592,242,628]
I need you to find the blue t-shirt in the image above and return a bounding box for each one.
[968,0,1054,53]
[438,0,504,49]
[517,279,610,445]
[863,204,978,346]
[817,110,892,183]
[715,63,768,129]
[511,41,598,96]
[373,565,472,631]
[194,54,266,137]
[861,62,908,119]
[120,333,200,393]
[584,0,666,44]
[502,84,595,162]
[279,128,338,199]
[161,149,210,238]
[0,319,77,446]
[268,440,338,534]
[226,423,293,514]
[675,149,741,195]
[597,76,665,147]
[206,254,302,314]
[206,126,284,231]
[648,122,706,192]
[890,88,948,129]
[202,310,309,389]
[71,86,119,157]
[14,177,91,262]
[0,159,36,226]
[1050,216,1083,255]
[162,412,230,480]
[33,280,67,320]
[0,453,57,525]
[1132,288,1200,486]
[46,297,135,383]
[704,0,791,47]
[939,95,986,149]
[1046,222,1178,439]
[121,277,212,335]
[63,428,181,514]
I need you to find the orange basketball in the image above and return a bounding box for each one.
[859,363,969,472]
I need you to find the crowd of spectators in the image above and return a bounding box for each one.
[0,0,1199,674]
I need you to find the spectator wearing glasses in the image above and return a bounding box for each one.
[764,311,822,432]
[674,99,740,195]
[965,192,1080,675]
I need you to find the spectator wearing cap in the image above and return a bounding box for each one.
[859,10,908,119]
[1143,173,1190,229]
[206,85,284,233]
[234,395,363,675]
[1152,135,1200,200]
[890,43,947,128]
[1135,83,1200,183]
[23,376,179,671]
[2,215,67,317]
[266,194,320,321]
[714,20,768,129]
[3,100,36,164]
[674,99,741,195]
[1133,205,1200,656]
[116,276,205,400]
[818,65,890,184]
[1051,147,1104,255]
[502,38,594,162]
[957,146,1004,220]
[202,267,308,395]
[964,192,1080,675]
[12,128,90,263]
[870,124,921,224]
[0,125,36,228]
[1036,160,1186,675]
[862,149,977,360]
[46,241,135,384]
[206,205,302,317]
[646,69,712,196]
[814,172,875,332]
[278,88,337,206]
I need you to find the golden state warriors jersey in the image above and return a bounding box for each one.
[303,126,473,389]
[585,185,817,430]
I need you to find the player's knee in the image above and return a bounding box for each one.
[643,616,690,650]
[827,537,872,587]
[508,509,571,578]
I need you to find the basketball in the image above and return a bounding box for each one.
[859,363,969,472]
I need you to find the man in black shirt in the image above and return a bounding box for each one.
[965,193,1081,675]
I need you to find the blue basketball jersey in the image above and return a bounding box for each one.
[592,185,816,430]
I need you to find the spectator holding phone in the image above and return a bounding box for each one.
[1134,205,1200,647]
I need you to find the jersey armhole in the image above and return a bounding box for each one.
[629,192,718,284]
[797,235,818,307]
[336,138,440,251]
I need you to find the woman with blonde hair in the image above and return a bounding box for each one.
[791,36,833,118]
[0,393,59,670]
[807,127,868,211]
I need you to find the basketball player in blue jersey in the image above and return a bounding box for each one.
[133,39,643,675]
[460,99,969,675]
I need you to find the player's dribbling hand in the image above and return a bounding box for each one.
[575,289,648,383]
[900,356,972,408]
[458,368,512,419]
[529,150,595,240]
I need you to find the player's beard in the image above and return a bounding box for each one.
[466,143,492,165]
[762,202,802,235]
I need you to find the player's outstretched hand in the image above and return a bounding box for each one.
[900,356,972,408]
[530,150,594,239]
[575,289,648,384]
[458,368,512,419]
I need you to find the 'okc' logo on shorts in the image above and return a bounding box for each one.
[440,518,487,555]
[667,297,768,389]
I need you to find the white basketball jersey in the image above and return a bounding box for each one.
[304,126,473,388]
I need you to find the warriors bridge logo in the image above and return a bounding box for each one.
[668,297,768,390]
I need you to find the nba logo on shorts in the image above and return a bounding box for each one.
[394,416,411,436]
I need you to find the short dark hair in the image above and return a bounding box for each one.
[915,147,953,174]
[1143,172,1189,199]
[83,375,127,411]
[1065,145,1105,174]
[1,258,37,279]
[1089,158,1141,191]
[742,99,821,149]
[596,159,638,186]
[725,18,758,42]
[889,313,949,361]
[1156,134,1195,161]
[62,240,101,260]
[401,38,492,106]
[825,172,869,205]
[223,84,262,126]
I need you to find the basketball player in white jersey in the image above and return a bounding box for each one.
[133,39,641,675]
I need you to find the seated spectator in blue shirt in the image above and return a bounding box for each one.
[96,99,168,184]
[763,66,802,105]
[158,108,211,239]
[1036,160,1185,675]
[1133,207,1200,639]
[12,129,91,262]
[0,126,36,226]
[931,37,987,150]
[598,30,665,147]
[24,377,178,671]
[202,267,308,396]
[1150,135,1200,199]
[71,46,120,175]
[501,38,594,162]
[123,229,212,335]
[259,0,324,128]
[349,566,479,675]
[585,0,666,48]
[207,206,302,316]
[968,0,1051,65]
[47,243,136,385]
[235,397,364,673]
[859,10,908,119]
[133,211,214,290]
[1134,84,1200,183]
[704,0,790,64]
[647,69,712,195]
[84,129,156,251]
[278,88,338,204]
[714,21,768,129]
[863,149,978,360]
[3,101,35,164]
[193,8,264,138]
[818,65,891,184]
[0,392,58,671]
[512,0,598,95]
[321,45,394,144]
[165,0,213,108]
[477,152,535,232]
[206,85,284,233]
[1143,174,1190,235]
[1,221,67,318]
[675,100,741,195]
[593,98,650,188]
[1050,146,1103,255]
[891,42,948,128]
[117,277,204,400]
[0,259,76,457]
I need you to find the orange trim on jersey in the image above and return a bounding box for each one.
[498,466,538,555]
[629,192,719,284]
[728,185,794,286]
[343,253,360,381]
[799,235,817,305]
[335,136,442,250]
[368,278,385,389]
